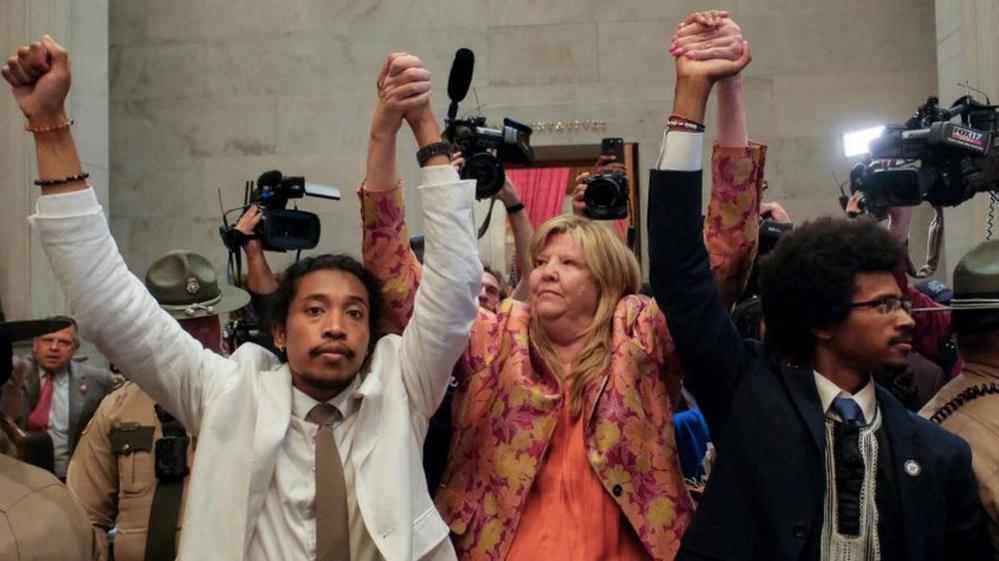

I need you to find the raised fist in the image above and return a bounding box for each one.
[1,35,72,126]
[670,11,751,84]
[372,52,432,135]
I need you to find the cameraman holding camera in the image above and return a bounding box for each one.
[4,35,481,561]
[449,152,534,308]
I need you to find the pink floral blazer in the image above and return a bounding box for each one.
[361,144,766,561]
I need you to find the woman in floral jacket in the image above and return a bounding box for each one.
[361,13,764,561]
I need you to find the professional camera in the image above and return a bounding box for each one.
[443,48,534,199]
[847,95,999,211]
[447,115,534,199]
[219,170,342,253]
[583,171,629,220]
[582,137,630,220]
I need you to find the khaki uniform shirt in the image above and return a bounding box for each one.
[0,452,104,560]
[920,361,999,560]
[67,382,193,561]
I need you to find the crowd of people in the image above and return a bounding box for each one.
[0,9,997,561]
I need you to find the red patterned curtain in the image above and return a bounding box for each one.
[506,167,572,229]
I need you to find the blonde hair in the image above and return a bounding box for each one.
[528,215,641,417]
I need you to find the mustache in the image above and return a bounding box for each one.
[309,344,355,359]
[890,330,914,345]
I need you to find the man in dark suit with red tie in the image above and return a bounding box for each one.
[1,316,112,478]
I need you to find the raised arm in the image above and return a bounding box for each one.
[495,178,534,301]
[359,54,432,335]
[361,53,481,413]
[5,36,232,433]
[651,13,757,437]
[672,14,764,308]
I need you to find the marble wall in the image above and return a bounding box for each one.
[106,0,940,279]
[0,1,109,322]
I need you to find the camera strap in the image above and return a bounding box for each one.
[477,198,497,239]
[907,206,944,278]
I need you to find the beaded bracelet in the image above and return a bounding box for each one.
[25,118,74,133]
[34,171,89,186]
[666,115,706,133]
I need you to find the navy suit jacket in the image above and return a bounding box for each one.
[647,167,990,561]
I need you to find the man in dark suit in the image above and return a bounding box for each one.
[650,11,990,561]
[1,316,112,478]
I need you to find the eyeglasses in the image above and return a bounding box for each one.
[848,296,912,315]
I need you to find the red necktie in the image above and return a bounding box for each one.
[26,374,54,432]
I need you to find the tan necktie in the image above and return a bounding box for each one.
[306,403,351,561]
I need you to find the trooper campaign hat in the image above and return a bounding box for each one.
[951,239,999,311]
[145,250,250,319]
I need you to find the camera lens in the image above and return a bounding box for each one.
[583,173,629,220]
[585,178,617,208]
[462,152,506,199]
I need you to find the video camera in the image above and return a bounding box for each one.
[443,48,534,199]
[847,95,999,212]
[219,170,342,253]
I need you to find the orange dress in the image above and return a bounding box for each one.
[506,386,651,561]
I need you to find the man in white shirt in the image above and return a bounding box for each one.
[3,36,481,561]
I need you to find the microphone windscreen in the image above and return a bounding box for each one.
[257,170,283,189]
[447,48,475,103]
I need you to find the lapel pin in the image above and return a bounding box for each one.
[80,382,88,394]
[904,459,921,477]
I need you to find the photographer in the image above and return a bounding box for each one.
[361,13,763,561]
[5,36,480,561]
[649,12,989,561]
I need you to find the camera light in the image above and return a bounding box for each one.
[842,125,886,158]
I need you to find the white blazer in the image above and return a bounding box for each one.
[30,166,482,561]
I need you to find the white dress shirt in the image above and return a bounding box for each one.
[248,374,383,561]
[656,129,703,171]
[813,372,878,423]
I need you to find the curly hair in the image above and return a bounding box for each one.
[758,216,903,364]
[268,254,383,348]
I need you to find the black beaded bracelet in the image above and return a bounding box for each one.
[416,141,453,167]
[505,202,525,214]
[34,171,89,186]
